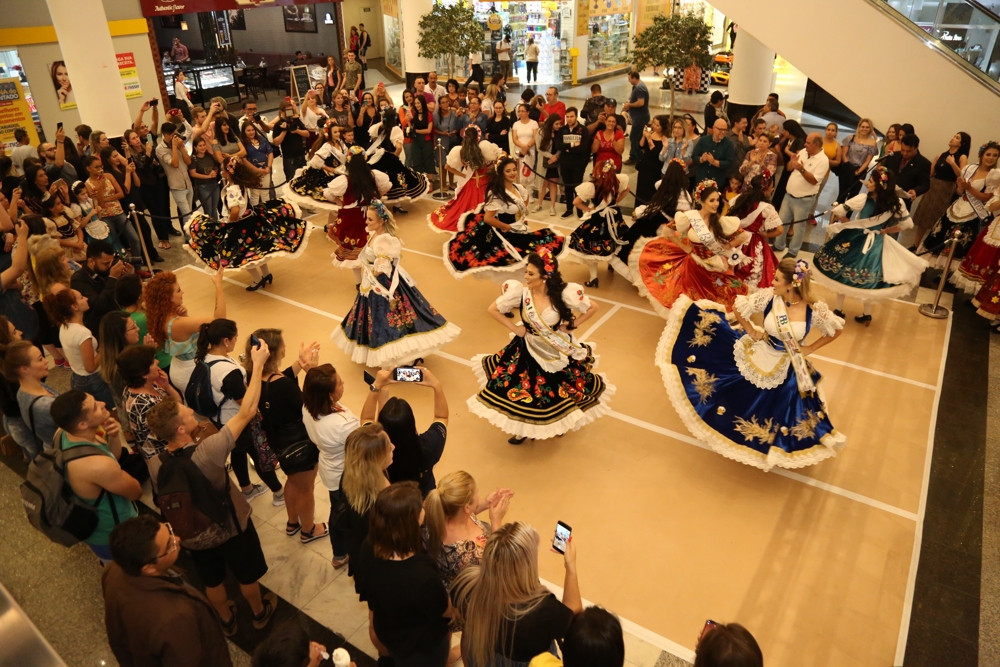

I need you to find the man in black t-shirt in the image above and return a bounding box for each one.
[555,108,591,218]
[272,99,311,181]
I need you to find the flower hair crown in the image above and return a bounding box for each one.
[601,159,616,173]
[693,179,717,203]
[324,118,338,130]
[465,123,481,137]
[979,140,1000,157]
[872,165,889,188]
[535,246,556,275]
[669,157,687,169]
[224,156,238,174]
[346,145,366,162]
[493,152,510,172]
[792,259,809,288]
[370,198,390,223]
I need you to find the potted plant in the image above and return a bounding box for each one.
[417,2,485,80]
[632,12,714,122]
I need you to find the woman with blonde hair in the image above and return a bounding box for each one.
[338,422,394,570]
[32,246,71,368]
[836,117,879,201]
[423,471,513,584]
[463,522,582,667]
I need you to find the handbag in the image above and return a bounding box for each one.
[263,378,319,475]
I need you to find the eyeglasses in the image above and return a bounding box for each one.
[148,522,178,564]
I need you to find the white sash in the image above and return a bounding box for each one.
[770,298,815,396]
[521,292,588,372]
[490,189,530,258]
[962,165,992,222]
[686,211,748,266]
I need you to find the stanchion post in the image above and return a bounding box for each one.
[128,204,156,275]
[432,138,454,201]
[918,233,959,319]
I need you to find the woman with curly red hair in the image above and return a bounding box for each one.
[145,268,226,396]
[566,160,630,288]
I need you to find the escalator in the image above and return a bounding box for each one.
[706,0,1000,147]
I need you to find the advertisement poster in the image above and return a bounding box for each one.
[576,0,590,37]
[382,0,402,76]
[48,54,142,110]
[0,78,40,156]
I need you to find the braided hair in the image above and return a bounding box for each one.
[728,174,771,220]
[526,252,576,330]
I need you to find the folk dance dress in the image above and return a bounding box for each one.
[285,143,347,211]
[185,184,309,270]
[919,165,1000,268]
[611,190,693,278]
[365,123,429,205]
[629,211,750,317]
[444,183,566,281]
[323,171,392,268]
[813,193,928,301]
[656,290,846,471]
[565,175,631,265]
[429,141,502,233]
[332,233,461,367]
[468,280,615,439]
[951,194,1000,293]
[972,254,1000,322]
[732,202,782,291]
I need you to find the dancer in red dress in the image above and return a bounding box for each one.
[728,174,784,291]
[629,180,750,317]
[952,193,1000,293]
[428,126,501,233]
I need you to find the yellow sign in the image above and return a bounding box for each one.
[381,0,399,20]
[486,12,502,30]
[0,78,40,155]
[576,0,590,37]
[117,52,142,100]
[636,0,668,32]
[590,0,631,18]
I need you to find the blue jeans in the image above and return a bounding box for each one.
[3,413,40,460]
[773,193,818,257]
[71,372,115,408]
[195,182,221,218]
[102,213,142,255]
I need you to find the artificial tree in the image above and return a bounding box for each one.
[632,12,714,122]
[417,2,484,80]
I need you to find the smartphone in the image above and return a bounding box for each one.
[393,367,423,383]
[149,98,159,107]
[250,333,261,350]
[56,122,63,131]
[363,370,376,386]
[552,521,571,554]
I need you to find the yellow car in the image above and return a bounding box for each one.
[711,68,730,85]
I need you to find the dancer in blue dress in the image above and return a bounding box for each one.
[332,200,461,367]
[656,258,845,471]
[812,165,928,325]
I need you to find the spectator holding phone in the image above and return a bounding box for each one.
[529,606,625,667]
[363,367,448,497]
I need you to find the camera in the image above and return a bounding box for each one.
[149,98,159,107]
[116,251,144,266]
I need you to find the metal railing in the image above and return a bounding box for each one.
[874,0,1000,95]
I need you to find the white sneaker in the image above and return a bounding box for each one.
[531,204,542,212]
[241,483,267,502]
[272,490,286,506]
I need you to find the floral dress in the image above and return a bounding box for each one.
[566,175,630,263]
[813,193,928,301]
[333,232,461,367]
[429,141,502,233]
[953,199,1000,294]
[732,202,782,290]
[185,184,309,270]
[468,280,615,439]
[285,142,347,211]
[444,183,566,281]
[656,290,846,471]
[434,516,491,585]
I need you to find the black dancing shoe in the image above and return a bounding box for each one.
[833,309,845,319]
[508,435,528,445]
[854,314,872,327]
[263,274,273,286]
[584,278,599,288]
[246,277,268,292]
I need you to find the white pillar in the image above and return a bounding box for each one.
[727,29,775,106]
[45,0,132,132]
[400,0,436,83]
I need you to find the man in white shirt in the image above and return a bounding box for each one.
[773,132,830,258]
[426,71,447,101]
[154,122,193,236]
[10,128,38,176]
[466,50,485,90]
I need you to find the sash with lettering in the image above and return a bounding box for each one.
[769,297,815,396]
[521,291,588,372]
[962,164,992,223]
[686,211,748,266]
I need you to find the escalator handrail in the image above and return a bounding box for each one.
[871,0,1000,97]
[966,0,1000,27]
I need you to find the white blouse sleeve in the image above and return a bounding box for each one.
[986,168,1000,194]
[674,210,692,236]
[446,146,465,172]
[615,173,630,194]
[370,234,402,275]
[894,198,914,231]
[676,191,692,213]
[323,175,348,201]
[373,170,392,195]
[760,203,782,231]
[810,301,845,337]
[480,141,501,162]
[832,192,868,218]
[495,280,525,313]
[484,194,505,212]
[734,288,774,319]
[224,184,245,213]
[575,182,596,203]
[390,126,405,146]
[561,282,592,315]
[307,143,333,170]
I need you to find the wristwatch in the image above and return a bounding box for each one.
[368,383,381,393]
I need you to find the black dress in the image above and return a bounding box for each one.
[485,115,511,151]
[634,137,665,206]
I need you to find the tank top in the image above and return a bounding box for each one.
[933,151,962,182]
[164,317,199,361]
[62,432,137,546]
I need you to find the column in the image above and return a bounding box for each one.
[399,0,436,88]
[726,29,775,123]
[45,0,132,132]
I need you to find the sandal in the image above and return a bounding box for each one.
[220,600,238,637]
[300,522,329,544]
[158,241,171,250]
[285,522,301,537]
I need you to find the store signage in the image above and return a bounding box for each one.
[486,13,503,31]
[139,0,340,18]
[576,0,590,37]
[0,78,40,155]
[118,53,143,100]
[46,54,143,111]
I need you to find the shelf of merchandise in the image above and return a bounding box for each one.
[587,14,632,76]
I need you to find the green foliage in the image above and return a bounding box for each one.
[417,2,484,76]
[632,12,714,73]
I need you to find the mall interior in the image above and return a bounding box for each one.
[0,1,999,666]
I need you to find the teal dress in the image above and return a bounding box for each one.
[812,194,927,301]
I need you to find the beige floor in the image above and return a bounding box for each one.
[173,194,950,667]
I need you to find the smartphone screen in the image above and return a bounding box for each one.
[250,333,261,350]
[56,122,63,131]
[393,367,423,383]
[363,370,376,386]
[552,521,571,554]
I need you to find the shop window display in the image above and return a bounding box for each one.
[473,1,574,84]
[586,0,632,75]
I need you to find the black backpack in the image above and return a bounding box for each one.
[155,447,238,550]
[184,359,229,425]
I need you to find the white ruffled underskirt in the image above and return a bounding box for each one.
[281,188,342,213]
[331,322,462,368]
[949,270,984,294]
[655,296,846,472]
[466,355,617,440]
[810,268,919,303]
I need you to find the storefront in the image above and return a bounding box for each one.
[887,0,1000,79]
[582,0,633,76]
[472,1,575,85]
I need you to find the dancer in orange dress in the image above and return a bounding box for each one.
[629,180,749,317]
[428,126,501,233]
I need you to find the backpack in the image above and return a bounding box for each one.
[155,446,238,550]
[20,431,121,547]
[184,359,229,425]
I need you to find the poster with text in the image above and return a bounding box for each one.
[117,53,143,99]
[47,55,142,109]
[0,78,40,155]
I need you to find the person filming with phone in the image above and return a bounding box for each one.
[362,366,448,497]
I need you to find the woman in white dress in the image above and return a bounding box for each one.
[511,104,539,190]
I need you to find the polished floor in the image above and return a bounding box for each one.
[164,182,955,667]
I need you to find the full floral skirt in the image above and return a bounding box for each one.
[428,178,488,234]
[656,295,845,471]
[813,228,924,301]
[733,232,779,291]
[566,208,626,262]
[373,153,429,206]
[468,336,615,439]
[444,208,566,280]
[332,273,461,367]
[972,255,1000,321]
[920,212,982,268]
[951,225,1000,293]
[629,236,748,317]
[285,166,340,211]
[184,199,309,270]
[324,207,370,269]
